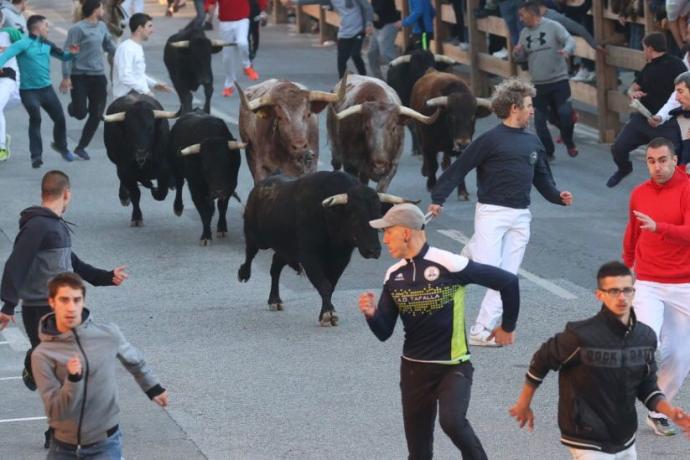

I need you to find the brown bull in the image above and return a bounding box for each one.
[327,75,438,192]
[237,78,346,183]
[410,70,492,200]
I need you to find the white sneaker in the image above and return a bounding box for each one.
[468,326,502,347]
[491,47,508,59]
[571,68,590,82]
[459,42,470,51]
[646,416,677,436]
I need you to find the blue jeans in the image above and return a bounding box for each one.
[497,0,523,46]
[48,430,122,460]
[19,86,67,161]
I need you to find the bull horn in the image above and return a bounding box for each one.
[235,81,250,111]
[434,55,458,65]
[476,97,492,109]
[211,39,236,47]
[228,140,247,150]
[398,106,439,124]
[377,193,420,205]
[388,55,411,66]
[321,193,348,207]
[169,40,190,48]
[153,110,179,119]
[308,72,348,103]
[180,144,201,155]
[103,111,126,122]
[426,96,448,108]
[335,104,363,121]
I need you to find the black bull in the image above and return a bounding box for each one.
[237,171,415,326]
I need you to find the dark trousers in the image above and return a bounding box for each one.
[22,305,52,374]
[337,34,366,78]
[19,86,67,161]
[451,0,466,42]
[534,79,575,156]
[400,359,487,460]
[68,74,107,150]
[248,18,260,61]
[611,113,682,170]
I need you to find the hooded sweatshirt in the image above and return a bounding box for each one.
[623,166,690,283]
[1,207,114,315]
[513,17,575,85]
[32,309,165,446]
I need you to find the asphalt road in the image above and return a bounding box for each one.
[1,1,689,459]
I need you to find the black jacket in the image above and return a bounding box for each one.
[371,0,400,28]
[526,307,663,454]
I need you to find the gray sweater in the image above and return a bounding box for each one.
[32,310,164,446]
[62,20,116,78]
[513,17,575,85]
[331,0,374,39]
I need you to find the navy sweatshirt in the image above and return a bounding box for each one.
[366,244,519,364]
[431,123,563,208]
[1,207,114,314]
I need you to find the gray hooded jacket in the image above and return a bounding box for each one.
[32,309,165,446]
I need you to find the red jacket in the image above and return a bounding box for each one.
[206,0,267,21]
[623,166,690,283]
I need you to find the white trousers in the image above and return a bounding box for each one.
[0,77,20,148]
[461,203,531,331]
[218,19,250,88]
[633,280,690,417]
[568,444,636,460]
[121,0,144,14]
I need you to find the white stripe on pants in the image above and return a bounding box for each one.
[568,444,636,460]
[461,203,531,331]
[633,280,690,417]
[218,19,250,89]
[0,78,20,149]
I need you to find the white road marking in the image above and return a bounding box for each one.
[437,228,578,300]
[0,416,47,424]
[1,328,31,352]
[0,341,8,345]
[0,376,21,381]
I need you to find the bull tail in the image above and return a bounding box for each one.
[232,191,242,203]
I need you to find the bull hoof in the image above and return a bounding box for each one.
[174,206,183,217]
[200,239,211,246]
[269,302,284,311]
[217,231,227,239]
[120,197,130,207]
[238,264,251,282]
[130,219,143,227]
[457,191,469,201]
[319,311,338,327]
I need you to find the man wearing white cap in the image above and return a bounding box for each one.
[358,203,521,460]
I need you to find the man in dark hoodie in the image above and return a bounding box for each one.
[0,170,128,394]
[33,272,167,458]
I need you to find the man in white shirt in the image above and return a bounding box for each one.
[112,13,171,99]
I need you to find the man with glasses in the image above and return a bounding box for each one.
[622,136,690,437]
[510,261,690,459]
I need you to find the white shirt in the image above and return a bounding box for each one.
[655,52,690,123]
[112,39,157,98]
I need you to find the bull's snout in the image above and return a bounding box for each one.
[290,140,310,155]
[372,160,390,177]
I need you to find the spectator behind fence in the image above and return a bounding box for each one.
[513,1,578,159]
[606,32,687,188]
[331,0,374,78]
[402,0,434,51]
[367,0,400,79]
[491,0,523,59]
[33,272,168,458]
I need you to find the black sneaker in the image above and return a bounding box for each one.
[606,167,633,188]
[51,142,75,162]
[22,367,37,391]
[74,147,90,160]
[646,415,677,436]
[31,158,43,169]
[44,428,52,449]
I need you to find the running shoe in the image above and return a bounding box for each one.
[244,66,260,81]
[606,166,633,188]
[32,158,43,169]
[51,142,75,162]
[646,416,677,436]
[22,367,37,391]
[74,147,90,160]
[223,87,234,97]
[0,148,8,162]
[468,326,502,347]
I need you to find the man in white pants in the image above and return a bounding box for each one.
[623,136,690,437]
[206,0,259,97]
[428,78,573,347]
[0,11,21,162]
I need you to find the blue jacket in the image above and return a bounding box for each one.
[402,0,435,34]
[0,34,73,90]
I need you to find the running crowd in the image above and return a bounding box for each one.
[1,0,690,459]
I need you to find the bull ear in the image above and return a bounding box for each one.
[475,98,493,119]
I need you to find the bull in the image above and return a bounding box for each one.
[410,70,492,200]
[103,91,178,226]
[327,75,438,192]
[238,171,415,326]
[164,27,233,114]
[236,77,346,183]
[386,49,457,156]
[168,109,246,244]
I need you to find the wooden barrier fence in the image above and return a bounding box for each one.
[272,0,662,142]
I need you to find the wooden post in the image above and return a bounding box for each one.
[271,0,289,25]
[296,5,306,34]
[593,0,619,143]
[466,0,489,96]
[432,0,444,54]
[399,0,410,52]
